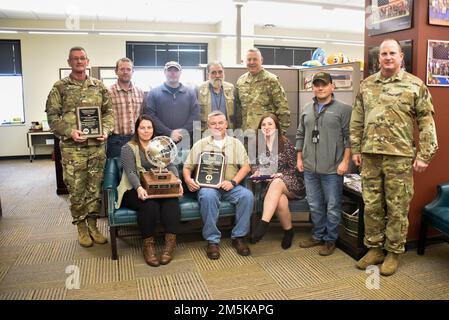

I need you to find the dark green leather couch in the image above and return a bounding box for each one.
[103,154,246,260]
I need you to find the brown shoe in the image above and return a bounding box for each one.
[319,241,336,256]
[160,233,176,265]
[206,243,220,260]
[143,237,160,267]
[232,237,251,256]
[299,237,323,248]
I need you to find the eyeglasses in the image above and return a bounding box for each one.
[70,57,88,61]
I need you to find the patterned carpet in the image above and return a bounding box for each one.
[0,159,448,300]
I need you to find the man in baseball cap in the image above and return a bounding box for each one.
[312,71,333,85]
[164,61,182,71]
[296,69,352,257]
[144,60,200,145]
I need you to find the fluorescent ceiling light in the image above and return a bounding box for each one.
[332,42,364,46]
[0,30,18,33]
[28,31,89,35]
[98,32,155,36]
[281,39,326,44]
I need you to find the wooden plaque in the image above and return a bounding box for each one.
[195,152,225,188]
[76,106,102,138]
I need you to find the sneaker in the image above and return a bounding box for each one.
[299,237,323,248]
[319,241,336,256]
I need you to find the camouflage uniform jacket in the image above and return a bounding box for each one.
[350,70,438,163]
[198,81,235,130]
[45,76,114,147]
[235,69,290,133]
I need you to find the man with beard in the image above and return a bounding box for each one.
[144,61,200,143]
[107,57,144,158]
[197,61,236,131]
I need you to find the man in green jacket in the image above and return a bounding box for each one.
[197,61,235,131]
[45,46,114,248]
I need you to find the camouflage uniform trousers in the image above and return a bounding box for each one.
[61,145,106,225]
[360,153,414,254]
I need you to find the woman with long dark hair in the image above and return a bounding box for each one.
[115,114,182,267]
[251,114,305,248]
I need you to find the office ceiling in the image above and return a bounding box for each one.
[0,0,365,34]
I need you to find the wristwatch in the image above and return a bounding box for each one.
[230,180,238,187]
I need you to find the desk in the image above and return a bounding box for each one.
[336,186,367,260]
[27,131,54,162]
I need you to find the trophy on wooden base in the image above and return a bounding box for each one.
[140,136,181,199]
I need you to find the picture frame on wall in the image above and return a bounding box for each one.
[368,0,414,36]
[59,68,90,79]
[368,40,413,76]
[427,40,449,86]
[429,0,449,27]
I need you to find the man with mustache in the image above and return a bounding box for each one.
[197,61,236,132]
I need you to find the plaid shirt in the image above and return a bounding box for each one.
[108,82,144,135]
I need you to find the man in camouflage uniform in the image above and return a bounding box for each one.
[235,48,290,133]
[350,39,438,276]
[45,47,114,247]
[197,61,235,131]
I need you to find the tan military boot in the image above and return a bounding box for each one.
[143,237,160,267]
[87,217,108,244]
[380,252,399,276]
[355,248,385,270]
[77,221,93,248]
[160,233,176,265]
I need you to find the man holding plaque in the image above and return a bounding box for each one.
[45,46,114,248]
[183,111,254,260]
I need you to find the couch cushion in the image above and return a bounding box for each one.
[424,207,449,234]
[110,196,236,226]
[289,199,310,212]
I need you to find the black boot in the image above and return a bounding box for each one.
[252,220,270,243]
[281,228,294,249]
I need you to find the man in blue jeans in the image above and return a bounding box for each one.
[183,111,254,260]
[296,72,352,256]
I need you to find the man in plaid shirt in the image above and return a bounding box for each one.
[107,57,145,158]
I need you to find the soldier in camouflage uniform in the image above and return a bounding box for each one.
[350,39,438,276]
[235,48,291,133]
[45,47,114,248]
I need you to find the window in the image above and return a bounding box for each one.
[126,41,207,89]
[126,42,208,67]
[0,40,24,125]
[255,45,316,66]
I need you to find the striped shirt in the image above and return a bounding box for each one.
[108,82,144,135]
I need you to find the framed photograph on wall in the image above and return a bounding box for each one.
[367,40,413,76]
[59,68,90,79]
[368,0,414,36]
[429,0,449,27]
[427,40,449,86]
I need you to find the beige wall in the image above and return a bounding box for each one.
[0,19,362,156]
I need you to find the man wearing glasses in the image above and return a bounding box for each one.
[197,61,236,132]
[45,46,114,248]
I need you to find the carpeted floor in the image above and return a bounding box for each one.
[0,159,448,300]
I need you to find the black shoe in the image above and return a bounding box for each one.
[252,220,270,243]
[281,228,294,249]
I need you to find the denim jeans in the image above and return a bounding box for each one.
[197,185,254,244]
[304,170,343,242]
[106,134,133,158]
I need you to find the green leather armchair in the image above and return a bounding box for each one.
[418,182,449,255]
